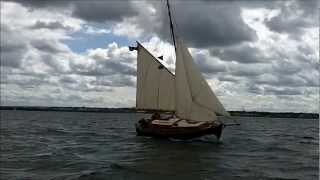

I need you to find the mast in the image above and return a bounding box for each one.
[166,0,176,50]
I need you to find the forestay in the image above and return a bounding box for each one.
[175,38,229,122]
[136,43,175,111]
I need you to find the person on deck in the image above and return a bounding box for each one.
[151,112,161,120]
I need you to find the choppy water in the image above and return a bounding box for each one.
[0,110,318,180]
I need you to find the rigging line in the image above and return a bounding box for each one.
[167,0,183,49]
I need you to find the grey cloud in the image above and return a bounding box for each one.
[81,86,113,93]
[8,0,257,48]
[1,20,69,71]
[153,1,257,48]
[40,54,69,74]
[193,53,227,75]
[247,84,263,94]
[96,60,135,76]
[247,83,304,95]
[4,0,69,8]
[210,44,266,63]
[263,86,303,95]
[77,47,136,77]
[59,75,78,84]
[1,43,27,68]
[0,24,28,68]
[218,75,240,83]
[231,69,261,77]
[36,75,114,93]
[2,25,70,72]
[298,71,319,87]
[297,45,314,58]
[29,21,72,30]
[1,55,120,95]
[72,1,138,22]
[83,87,113,93]
[228,63,269,77]
[66,94,82,101]
[296,0,318,18]
[304,77,319,87]
[271,60,301,75]
[58,75,113,93]
[2,89,102,107]
[265,14,308,36]
[264,0,318,37]
[31,39,68,54]
[70,59,136,77]
[7,0,138,23]
[295,45,318,68]
[254,74,308,87]
[93,75,135,87]
[62,81,113,93]
[1,74,53,89]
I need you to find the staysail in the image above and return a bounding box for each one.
[175,38,230,122]
[136,42,175,111]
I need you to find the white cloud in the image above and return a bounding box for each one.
[111,17,144,39]
[83,25,110,35]
[0,1,318,113]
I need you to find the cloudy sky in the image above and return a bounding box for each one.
[1,0,319,113]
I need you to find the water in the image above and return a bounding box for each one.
[0,110,318,180]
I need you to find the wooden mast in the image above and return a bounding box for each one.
[166,0,176,50]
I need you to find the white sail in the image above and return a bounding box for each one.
[175,38,229,122]
[136,43,175,111]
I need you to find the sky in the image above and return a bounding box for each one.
[0,0,319,113]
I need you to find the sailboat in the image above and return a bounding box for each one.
[130,0,232,139]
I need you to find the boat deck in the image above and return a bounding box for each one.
[151,118,208,127]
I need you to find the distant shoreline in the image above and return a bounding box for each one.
[1,106,318,119]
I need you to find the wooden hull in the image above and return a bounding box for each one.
[135,118,224,140]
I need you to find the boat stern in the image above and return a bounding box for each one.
[209,123,224,140]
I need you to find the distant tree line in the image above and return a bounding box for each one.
[0,106,318,119]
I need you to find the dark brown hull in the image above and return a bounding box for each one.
[135,119,224,140]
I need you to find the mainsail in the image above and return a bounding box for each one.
[175,38,230,122]
[136,42,175,111]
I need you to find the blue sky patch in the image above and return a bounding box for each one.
[64,31,134,53]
